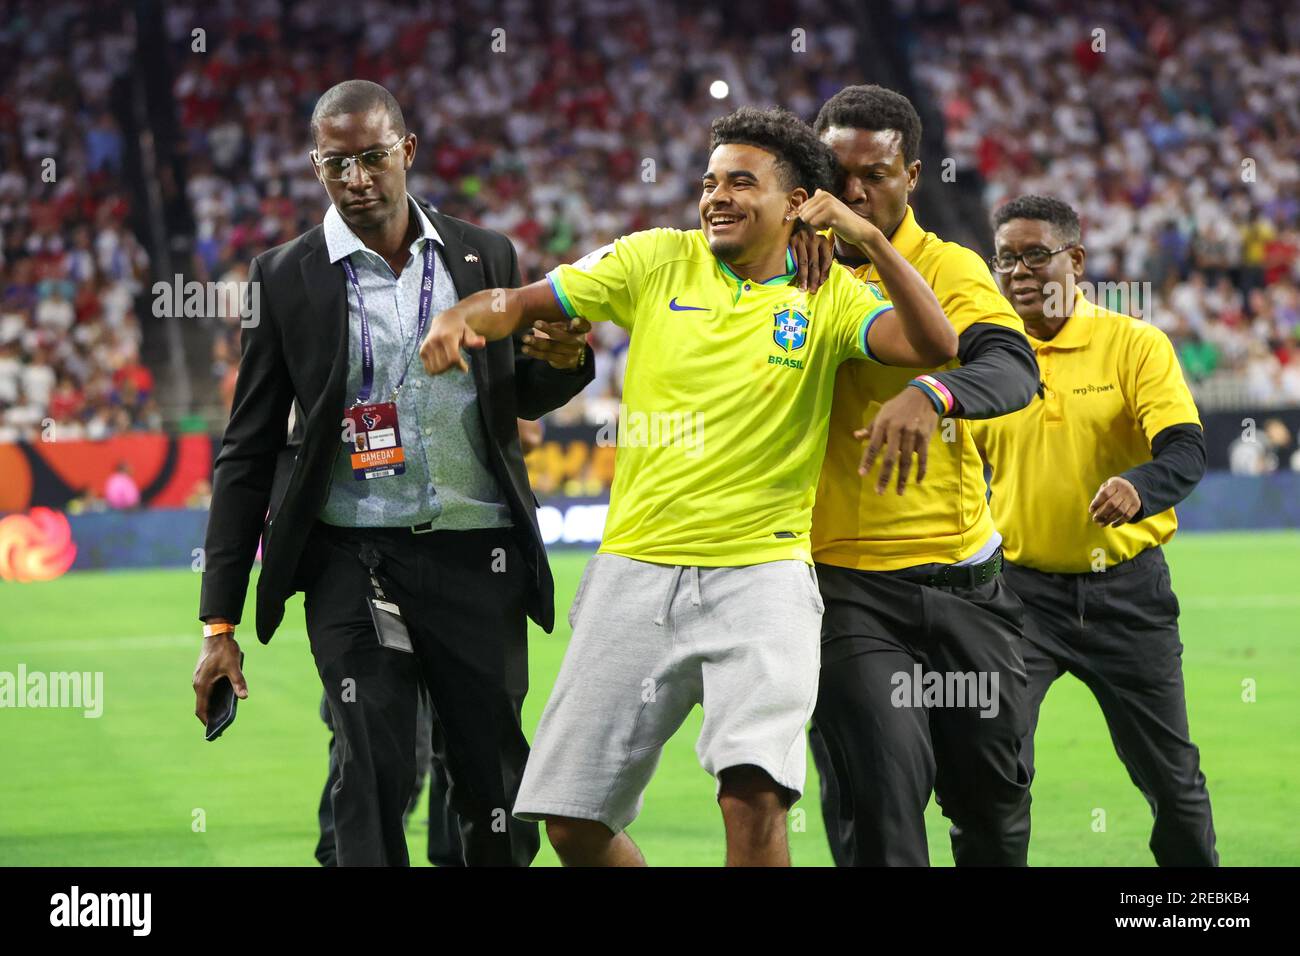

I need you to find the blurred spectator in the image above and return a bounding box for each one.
[1227,417,1297,474]
[64,483,107,515]
[185,478,213,509]
[103,461,140,509]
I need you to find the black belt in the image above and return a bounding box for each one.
[923,547,1003,589]
[320,520,438,538]
[320,520,513,542]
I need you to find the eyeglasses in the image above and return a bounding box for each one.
[988,243,1077,274]
[310,137,408,181]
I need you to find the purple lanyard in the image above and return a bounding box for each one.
[341,239,437,405]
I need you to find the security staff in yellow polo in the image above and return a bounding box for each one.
[972,194,1217,866]
[792,86,1042,866]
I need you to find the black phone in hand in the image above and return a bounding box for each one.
[204,652,244,742]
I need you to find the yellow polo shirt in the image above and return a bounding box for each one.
[812,206,1027,571]
[970,292,1201,572]
[547,227,894,566]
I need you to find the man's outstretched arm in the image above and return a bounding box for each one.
[496,241,596,418]
[420,280,575,375]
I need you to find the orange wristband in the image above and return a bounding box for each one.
[202,622,236,639]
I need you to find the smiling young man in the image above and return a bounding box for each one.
[790,85,1042,866]
[972,195,1217,866]
[417,106,957,866]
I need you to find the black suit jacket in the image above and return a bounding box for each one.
[198,198,592,643]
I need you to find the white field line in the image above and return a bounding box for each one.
[1178,595,1300,609]
[0,596,1296,655]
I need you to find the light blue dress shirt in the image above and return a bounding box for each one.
[317,195,512,530]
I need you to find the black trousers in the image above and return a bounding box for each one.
[301,520,540,867]
[314,687,466,867]
[1001,547,1218,866]
[809,561,1031,866]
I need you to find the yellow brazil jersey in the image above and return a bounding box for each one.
[546,227,894,567]
[811,206,1027,571]
[970,291,1201,573]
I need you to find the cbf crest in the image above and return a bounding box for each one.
[773,308,809,352]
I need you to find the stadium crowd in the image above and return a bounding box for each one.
[909,0,1300,405]
[172,0,861,426]
[3,0,1299,440]
[0,2,161,444]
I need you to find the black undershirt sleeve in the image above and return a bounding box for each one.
[929,323,1042,419]
[1121,423,1207,522]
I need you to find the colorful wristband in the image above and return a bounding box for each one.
[202,622,236,639]
[908,374,955,415]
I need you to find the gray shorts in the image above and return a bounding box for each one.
[514,553,824,833]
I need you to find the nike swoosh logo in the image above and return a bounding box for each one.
[668,297,710,312]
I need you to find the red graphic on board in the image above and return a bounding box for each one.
[0,508,77,582]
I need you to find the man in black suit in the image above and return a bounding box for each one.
[191,80,593,866]
[314,418,554,869]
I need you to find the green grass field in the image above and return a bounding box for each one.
[1,530,1297,866]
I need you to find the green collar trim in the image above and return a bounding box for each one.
[717,247,796,287]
